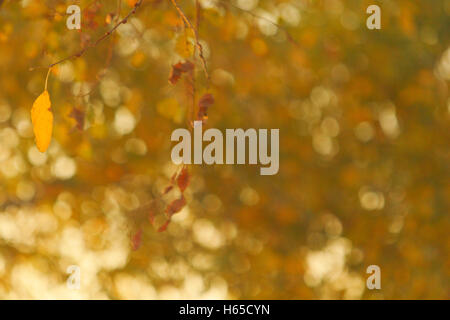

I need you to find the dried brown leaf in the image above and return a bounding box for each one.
[168,61,194,85]
[165,195,186,217]
[157,219,171,233]
[177,167,190,192]
[163,185,174,195]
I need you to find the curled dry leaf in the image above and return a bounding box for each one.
[157,219,171,233]
[168,61,194,85]
[165,195,186,216]
[158,195,187,232]
[177,167,190,192]
[163,185,174,195]
[197,93,214,121]
[31,90,53,153]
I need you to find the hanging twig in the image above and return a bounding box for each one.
[29,0,144,71]
[44,67,51,91]
[74,0,123,98]
[169,0,209,82]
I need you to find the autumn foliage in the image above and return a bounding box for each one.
[0,0,448,300]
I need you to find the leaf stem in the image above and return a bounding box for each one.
[44,67,51,91]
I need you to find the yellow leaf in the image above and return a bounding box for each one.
[175,35,194,58]
[157,97,184,123]
[31,90,53,152]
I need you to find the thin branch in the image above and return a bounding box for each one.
[73,39,114,99]
[30,0,144,71]
[215,0,300,47]
[169,0,209,82]
[190,0,200,127]
[74,0,123,98]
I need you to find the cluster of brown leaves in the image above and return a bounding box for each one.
[83,1,102,30]
[130,167,191,250]
[158,166,190,232]
[168,61,194,85]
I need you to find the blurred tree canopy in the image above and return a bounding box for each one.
[0,0,448,299]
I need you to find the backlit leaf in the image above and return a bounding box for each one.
[31,90,53,153]
[175,36,195,58]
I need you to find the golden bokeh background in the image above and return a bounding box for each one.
[0,0,448,299]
